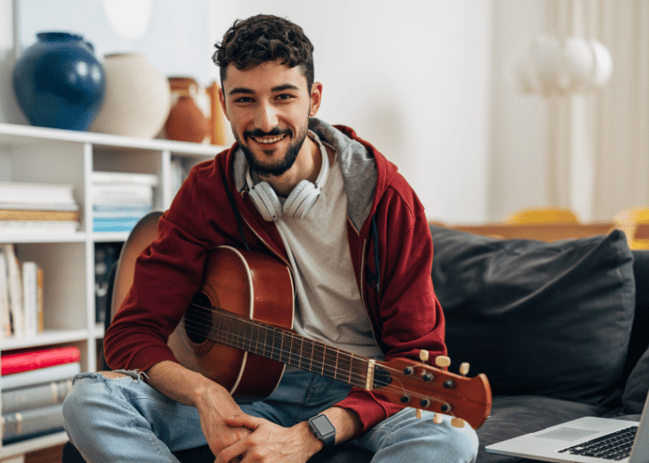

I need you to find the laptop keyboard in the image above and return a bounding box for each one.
[558,425,638,460]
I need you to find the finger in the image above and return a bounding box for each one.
[215,439,246,463]
[225,413,263,430]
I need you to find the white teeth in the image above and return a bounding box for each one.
[252,135,285,144]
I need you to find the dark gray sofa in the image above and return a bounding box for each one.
[64,225,648,463]
[429,225,649,462]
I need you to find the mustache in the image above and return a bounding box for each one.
[243,127,292,139]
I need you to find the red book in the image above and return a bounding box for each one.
[1,346,81,375]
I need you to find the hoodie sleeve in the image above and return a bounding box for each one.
[334,172,446,435]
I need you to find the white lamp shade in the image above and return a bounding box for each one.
[509,34,613,96]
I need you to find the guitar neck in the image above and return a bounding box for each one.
[210,308,372,389]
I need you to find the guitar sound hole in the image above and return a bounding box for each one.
[184,293,212,344]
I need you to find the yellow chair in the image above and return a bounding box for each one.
[614,206,649,249]
[505,207,580,225]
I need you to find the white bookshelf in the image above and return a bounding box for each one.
[0,122,224,459]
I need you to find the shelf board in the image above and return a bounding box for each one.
[1,431,68,459]
[0,329,90,351]
[0,123,226,155]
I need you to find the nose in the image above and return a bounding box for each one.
[255,101,278,132]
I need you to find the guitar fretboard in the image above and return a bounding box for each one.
[200,307,372,389]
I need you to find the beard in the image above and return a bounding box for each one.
[239,126,309,177]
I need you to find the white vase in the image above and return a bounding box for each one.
[90,53,170,138]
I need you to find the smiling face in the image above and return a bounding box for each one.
[219,60,322,178]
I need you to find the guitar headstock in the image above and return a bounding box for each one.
[372,352,492,429]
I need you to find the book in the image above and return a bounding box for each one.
[0,220,80,233]
[2,403,64,444]
[91,184,154,204]
[95,243,122,324]
[0,362,81,391]
[21,261,43,337]
[0,182,76,208]
[1,244,24,337]
[93,219,142,232]
[0,250,11,337]
[1,378,73,414]
[91,171,158,186]
[0,209,80,221]
[1,347,80,376]
[0,202,78,212]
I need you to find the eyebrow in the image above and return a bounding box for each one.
[227,83,301,96]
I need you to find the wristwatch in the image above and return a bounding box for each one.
[308,414,336,451]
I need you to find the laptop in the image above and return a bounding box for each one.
[485,395,649,462]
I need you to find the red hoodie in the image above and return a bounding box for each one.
[104,119,446,435]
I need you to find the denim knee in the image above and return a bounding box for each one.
[357,409,479,463]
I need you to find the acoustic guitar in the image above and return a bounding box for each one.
[112,212,492,429]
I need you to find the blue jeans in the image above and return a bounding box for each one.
[63,369,478,462]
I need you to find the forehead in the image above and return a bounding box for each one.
[223,60,309,94]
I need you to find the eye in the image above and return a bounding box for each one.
[276,93,296,101]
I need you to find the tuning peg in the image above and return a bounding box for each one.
[435,355,451,368]
[419,350,430,364]
[433,413,444,424]
[451,418,466,428]
[459,362,470,376]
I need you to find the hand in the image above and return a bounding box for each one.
[213,414,322,463]
[193,383,252,458]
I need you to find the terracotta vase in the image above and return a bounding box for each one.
[89,53,170,138]
[165,77,209,143]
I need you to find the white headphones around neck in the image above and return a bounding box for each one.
[246,132,330,221]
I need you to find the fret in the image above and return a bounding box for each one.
[301,338,315,373]
[323,345,341,381]
[336,351,353,385]
[259,324,269,358]
[268,326,281,362]
[279,330,290,365]
[350,354,370,389]
[295,336,304,370]
[311,342,326,377]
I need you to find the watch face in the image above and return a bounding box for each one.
[312,415,336,436]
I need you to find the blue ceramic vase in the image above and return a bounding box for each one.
[12,32,105,131]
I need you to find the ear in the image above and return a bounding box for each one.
[309,82,323,117]
[218,87,230,122]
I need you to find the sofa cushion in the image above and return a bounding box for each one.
[430,226,635,406]
[623,346,649,414]
[477,395,608,463]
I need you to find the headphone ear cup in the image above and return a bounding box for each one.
[284,180,320,219]
[249,182,283,221]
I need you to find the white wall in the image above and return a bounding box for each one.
[1,0,569,224]
[487,0,550,221]
[209,0,494,223]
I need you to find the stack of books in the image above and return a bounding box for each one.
[91,172,158,233]
[0,182,80,234]
[0,346,81,444]
[0,244,44,339]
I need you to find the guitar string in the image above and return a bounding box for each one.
[180,315,461,413]
[179,305,465,408]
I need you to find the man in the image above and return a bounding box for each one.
[63,14,478,463]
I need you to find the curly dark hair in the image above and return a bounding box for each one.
[213,14,315,90]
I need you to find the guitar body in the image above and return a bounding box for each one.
[112,211,294,400]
